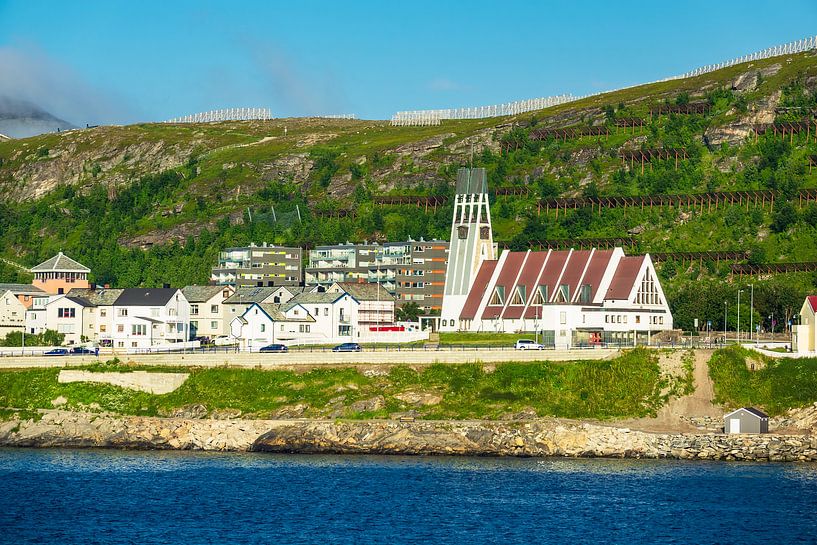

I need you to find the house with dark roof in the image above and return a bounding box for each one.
[229,302,316,350]
[182,285,235,339]
[109,288,190,350]
[31,252,91,295]
[793,296,817,352]
[44,294,97,345]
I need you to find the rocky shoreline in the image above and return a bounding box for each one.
[1,410,816,462]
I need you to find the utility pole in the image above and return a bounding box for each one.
[724,301,727,343]
[749,283,754,344]
[737,289,743,343]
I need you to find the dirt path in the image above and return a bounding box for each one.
[620,350,721,433]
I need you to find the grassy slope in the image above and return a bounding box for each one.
[0,349,666,420]
[708,346,817,414]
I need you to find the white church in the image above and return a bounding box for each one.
[439,168,674,348]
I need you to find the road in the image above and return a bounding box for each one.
[0,347,620,369]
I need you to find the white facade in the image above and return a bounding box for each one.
[0,290,26,339]
[793,297,817,353]
[110,290,190,350]
[44,296,96,345]
[185,285,235,339]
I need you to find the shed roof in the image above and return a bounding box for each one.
[724,407,769,419]
[31,252,90,273]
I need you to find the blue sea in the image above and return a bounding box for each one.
[1,449,816,544]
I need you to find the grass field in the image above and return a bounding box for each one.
[708,346,817,415]
[0,348,667,421]
[438,332,530,347]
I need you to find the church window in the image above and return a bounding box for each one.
[509,286,526,306]
[489,286,505,306]
[457,225,468,240]
[531,285,548,306]
[555,284,570,303]
[480,226,490,240]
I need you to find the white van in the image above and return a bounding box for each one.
[515,339,544,350]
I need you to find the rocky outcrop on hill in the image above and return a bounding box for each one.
[2,410,816,461]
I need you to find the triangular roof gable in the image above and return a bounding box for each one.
[624,255,667,305]
[807,296,817,313]
[241,302,278,323]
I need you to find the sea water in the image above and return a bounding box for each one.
[0,448,816,544]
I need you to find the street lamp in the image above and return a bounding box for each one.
[748,284,754,344]
[737,289,744,343]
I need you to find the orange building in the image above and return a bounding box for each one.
[31,252,91,295]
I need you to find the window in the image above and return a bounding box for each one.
[211,321,218,329]
[117,325,124,333]
[480,226,490,240]
[457,225,468,239]
[117,342,124,348]
[118,309,128,317]
[191,304,199,315]
[531,285,548,306]
[191,320,198,330]
[100,325,107,333]
[560,312,566,325]
[634,268,662,306]
[211,305,218,314]
[131,324,147,336]
[315,307,319,316]
[261,324,266,332]
[324,308,329,316]
[132,342,138,348]
[489,286,505,306]
[100,309,107,317]
[509,286,526,306]
[223,289,231,298]
[635,316,641,324]
[555,285,570,303]
[579,284,591,304]
[58,307,76,318]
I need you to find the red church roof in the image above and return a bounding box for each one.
[807,296,817,313]
[604,256,645,301]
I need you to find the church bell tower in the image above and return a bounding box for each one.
[440,167,495,330]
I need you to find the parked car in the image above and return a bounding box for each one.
[332,342,362,353]
[70,346,95,355]
[515,339,544,350]
[259,343,288,353]
[43,348,69,356]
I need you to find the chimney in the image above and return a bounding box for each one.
[104,283,110,289]
[90,283,96,291]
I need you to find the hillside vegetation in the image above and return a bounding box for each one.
[708,346,817,415]
[2,51,817,329]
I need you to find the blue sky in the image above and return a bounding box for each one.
[1,0,816,124]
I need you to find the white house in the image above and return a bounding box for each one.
[64,287,124,347]
[230,302,316,351]
[0,288,28,339]
[44,295,97,345]
[793,296,817,353]
[109,288,190,350]
[223,286,303,333]
[182,285,235,339]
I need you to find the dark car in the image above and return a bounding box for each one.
[332,342,362,353]
[259,343,288,353]
[43,348,69,356]
[70,347,95,355]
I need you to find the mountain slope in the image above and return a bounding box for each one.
[0,96,76,139]
[1,50,817,331]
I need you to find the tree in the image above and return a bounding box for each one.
[771,202,798,233]
[396,302,421,322]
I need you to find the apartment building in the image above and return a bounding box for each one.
[211,244,302,287]
[306,239,449,313]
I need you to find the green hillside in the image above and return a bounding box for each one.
[2,50,817,330]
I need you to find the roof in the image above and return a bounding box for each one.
[182,285,230,303]
[724,407,769,419]
[335,282,395,302]
[223,286,280,304]
[66,287,124,306]
[458,248,657,321]
[807,296,817,313]
[114,288,179,306]
[0,283,45,295]
[253,303,315,323]
[64,296,95,308]
[604,256,645,300]
[290,292,345,305]
[31,252,90,273]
